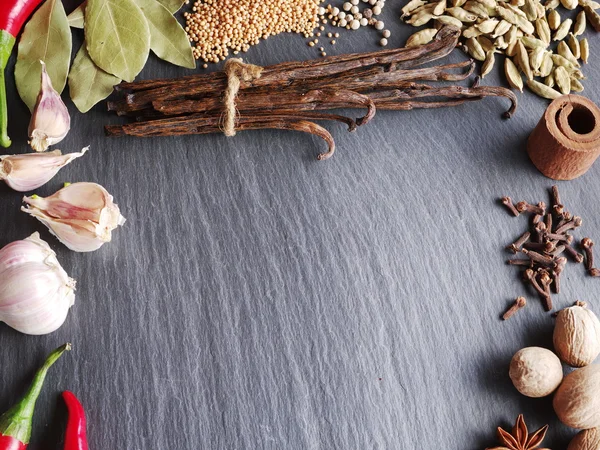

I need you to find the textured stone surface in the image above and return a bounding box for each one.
[0,2,598,449]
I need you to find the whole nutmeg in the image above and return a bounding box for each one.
[554,364,600,429]
[568,428,600,450]
[509,347,563,398]
[554,304,600,367]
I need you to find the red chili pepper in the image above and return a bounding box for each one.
[0,344,70,449]
[62,391,88,450]
[0,0,44,147]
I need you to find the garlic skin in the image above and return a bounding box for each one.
[0,233,75,335]
[28,61,71,152]
[554,304,600,367]
[22,182,126,252]
[0,147,88,192]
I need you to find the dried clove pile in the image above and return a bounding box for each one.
[105,27,517,160]
[502,185,598,313]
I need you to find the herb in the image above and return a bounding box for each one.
[105,27,518,159]
[157,0,186,14]
[67,1,85,29]
[84,0,150,82]
[486,414,549,450]
[68,45,121,113]
[14,0,71,111]
[135,0,195,69]
[15,0,196,114]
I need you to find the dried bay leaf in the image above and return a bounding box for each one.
[15,0,71,111]
[135,0,195,69]
[68,1,86,29]
[85,0,150,82]
[68,44,121,113]
[157,0,186,14]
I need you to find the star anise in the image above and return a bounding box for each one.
[486,414,550,450]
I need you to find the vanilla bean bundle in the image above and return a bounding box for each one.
[106,27,517,160]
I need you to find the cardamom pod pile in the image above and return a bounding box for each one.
[401,0,600,99]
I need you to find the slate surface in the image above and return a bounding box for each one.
[1,2,599,449]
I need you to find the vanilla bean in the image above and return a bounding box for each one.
[106,116,337,159]
[111,27,461,113]
[116,27,461,94]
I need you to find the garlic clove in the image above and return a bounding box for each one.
[28,61,71,152]
[21,182,125,252]
[0,232,76,335]
[0,147,88,192]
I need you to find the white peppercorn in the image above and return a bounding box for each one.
[360,17,368,26]
[350,19,360,29]
[343,2,352,11]
[350,5,359,13]
[351,0,359,5]
[382,29,391,38]
[372,5,382,14]
[380,38,388,46]
[375,20,385,30]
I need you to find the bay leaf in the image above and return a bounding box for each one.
[157,0,186,13]
[85,0,150,82]
[68,44,121,113]
[68,1,86,28]
[135,0,195,69]
[15,0,72,111]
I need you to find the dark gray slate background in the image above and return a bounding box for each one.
[1,1,599,449]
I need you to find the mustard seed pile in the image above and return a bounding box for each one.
[184,0,392,65]
[184,0,322,63]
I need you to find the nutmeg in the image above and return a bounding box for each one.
[554,304,600,367]
[554,364,600,429]
[509,347,563,398]
[568,428,600,450]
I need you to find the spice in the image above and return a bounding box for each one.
[22,182,126,253]
[502,186,593,312]
[0,233,76,335]
[553,302,600,367]
[510,347,563,398]
[62,391,89,450]
[501,196,520,216]
[487,415,549,450]
[503,296,527,320]
[553,364,600,429]
[0,344,70,448]
[581,238,595,272]
[28,61,70,152]
[0,147,88,192]
[0,0,44,146]
[402,0,595,100]
[106,27,517,159]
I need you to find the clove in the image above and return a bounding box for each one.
[507,231,531,253]
[564,245,584,263]
[546,232,573,244]
[521,248,554,266]
[551,185,562,216]
[538,270,553,311]
[502,296,527,320]
[516,201,545,215]
[507,258,533,266]
[581,238,595,271]
[501,196,520,216]
[555,216,582,234]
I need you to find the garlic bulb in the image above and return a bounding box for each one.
[28,61,71,152]
[0,233,75,335]
[0,147,88,192]
[22,182,126,252]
